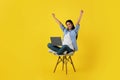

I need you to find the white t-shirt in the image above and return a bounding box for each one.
[62,32,74,50]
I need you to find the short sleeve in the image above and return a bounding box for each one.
[60,24,66,32]
[74,24,80,33]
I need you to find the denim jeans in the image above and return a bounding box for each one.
[47,43,73,55]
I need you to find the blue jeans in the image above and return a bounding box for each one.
[47,43,73,55]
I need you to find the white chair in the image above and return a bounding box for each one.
[49,50,76,74]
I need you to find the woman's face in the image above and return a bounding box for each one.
[66,22,73,30]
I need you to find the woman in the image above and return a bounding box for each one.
[47,10,84,55]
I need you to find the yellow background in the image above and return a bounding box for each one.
[0,0,120,80]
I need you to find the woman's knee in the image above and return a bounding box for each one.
[47,43,52,48]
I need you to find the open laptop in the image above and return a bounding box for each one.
[50,37,62,46]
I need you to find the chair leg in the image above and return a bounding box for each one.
[53,55,76,74]
[53,56,61,73]
[65,56,68,74]
[62,56,64,71]
[69,56,76,72]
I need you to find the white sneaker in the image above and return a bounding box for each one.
[48,49,57,55]
[67,52,74,55]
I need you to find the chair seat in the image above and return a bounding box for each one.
[48,49,74,56]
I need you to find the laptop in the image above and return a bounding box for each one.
[50,37,62,46]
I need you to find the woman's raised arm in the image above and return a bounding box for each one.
[74,10,84,33]
[76,10,84,25]
[52,13,66,31]
[52,13,63,26]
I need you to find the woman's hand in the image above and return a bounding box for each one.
[80,10,84,14]
[80,10,84,16]
[52,13,55,18]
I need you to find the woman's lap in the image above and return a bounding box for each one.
[47,43,73,55]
